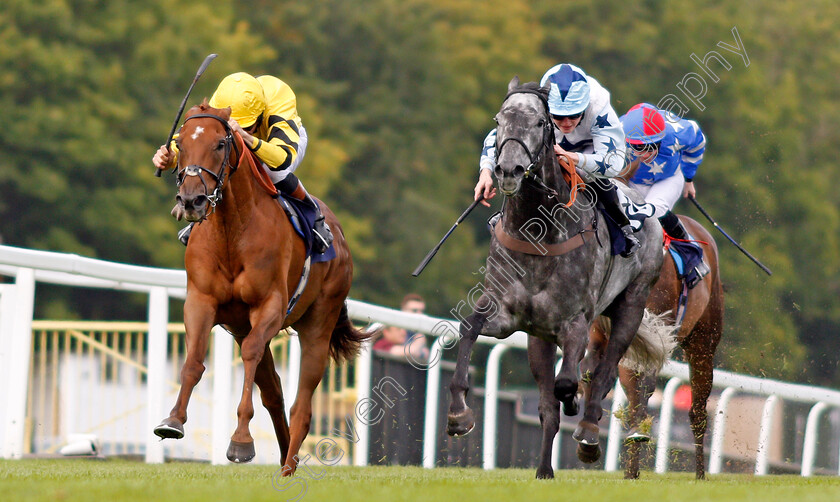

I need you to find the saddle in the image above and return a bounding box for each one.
[240,145,335,263]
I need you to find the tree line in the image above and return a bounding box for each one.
[1,0,839,385]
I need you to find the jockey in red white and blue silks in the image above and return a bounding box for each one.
[620,102,707,255]
[474,63,643,257]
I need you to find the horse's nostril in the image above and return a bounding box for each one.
[194,195,208,208]
[494,165,504,179]
[513,165,525,177]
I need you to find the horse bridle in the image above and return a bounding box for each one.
[175,113,241,211]
[494,87,556,181]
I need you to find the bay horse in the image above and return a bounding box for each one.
[590,214,723,479]
[153,101,368,474]
[446,77,674,479]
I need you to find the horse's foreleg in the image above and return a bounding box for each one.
[555,316,588,417]
[527,336,560,479]
[228,312,286,463]
[253,342,291,465]
[446,312,486,437]
[154,294,216,439]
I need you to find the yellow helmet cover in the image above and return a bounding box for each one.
[209,72,266,128]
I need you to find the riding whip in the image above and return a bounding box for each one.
[688,196,772,276]
[155,53,218,177]
[412,195,485,277]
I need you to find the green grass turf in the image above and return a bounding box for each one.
[1,460,839,502]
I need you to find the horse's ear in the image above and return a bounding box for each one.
[508,76,521,91]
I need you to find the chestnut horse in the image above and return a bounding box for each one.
[153,102,368,474]
[590,214,723,479]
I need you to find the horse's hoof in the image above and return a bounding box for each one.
[625,430,651,443]
[227,440,256,463]
[536,465,555,479]
[154,417,185,440]
[577,443,601,464]
[562,395,579,416]
[447,409,476,437]
[573,422,600,446]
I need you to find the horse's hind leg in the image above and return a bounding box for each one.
[280,317,336,476]
[682,324,720,480]
[577,299,646,451]
[253,342,291,465]
[527,336,561,479]
[154,295,216,439]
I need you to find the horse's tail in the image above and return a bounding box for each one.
[602,309,677,374]
[329,303,373,363]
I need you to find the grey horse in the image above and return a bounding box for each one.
[446,77,670,479]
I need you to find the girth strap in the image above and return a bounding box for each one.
[494,221,595,256]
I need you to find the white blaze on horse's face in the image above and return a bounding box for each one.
[190,126,205,140]
[494,93,546,197]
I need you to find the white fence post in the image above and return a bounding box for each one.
[709,386,736,474]
[801,401,828,476]
[353,335,374,467]
[482,344,509,470]
[145,287,168,463]
[211,326,234,465]
[422,335,449,469]
[285,333,301,420]
[0,284,15,458]
[655,377,682,473]
[755,395,780,475]
[3,269,35,459]
[551,358,564,471]
[605,380,627,472]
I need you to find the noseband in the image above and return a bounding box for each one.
[175,114,241,210]
[494,87,555,179]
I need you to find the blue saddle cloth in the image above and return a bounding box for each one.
[277,194,336,264]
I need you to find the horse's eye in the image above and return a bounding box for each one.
[216,139,226,151]
[538,119,545,127]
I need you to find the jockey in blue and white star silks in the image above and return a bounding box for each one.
[619,102,706,244]
[474,63,643,257]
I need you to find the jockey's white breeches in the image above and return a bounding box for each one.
[629,167,685,218]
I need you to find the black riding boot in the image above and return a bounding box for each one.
[659,211,689,240]
[592,182,640,258]
[276,174,333,254]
